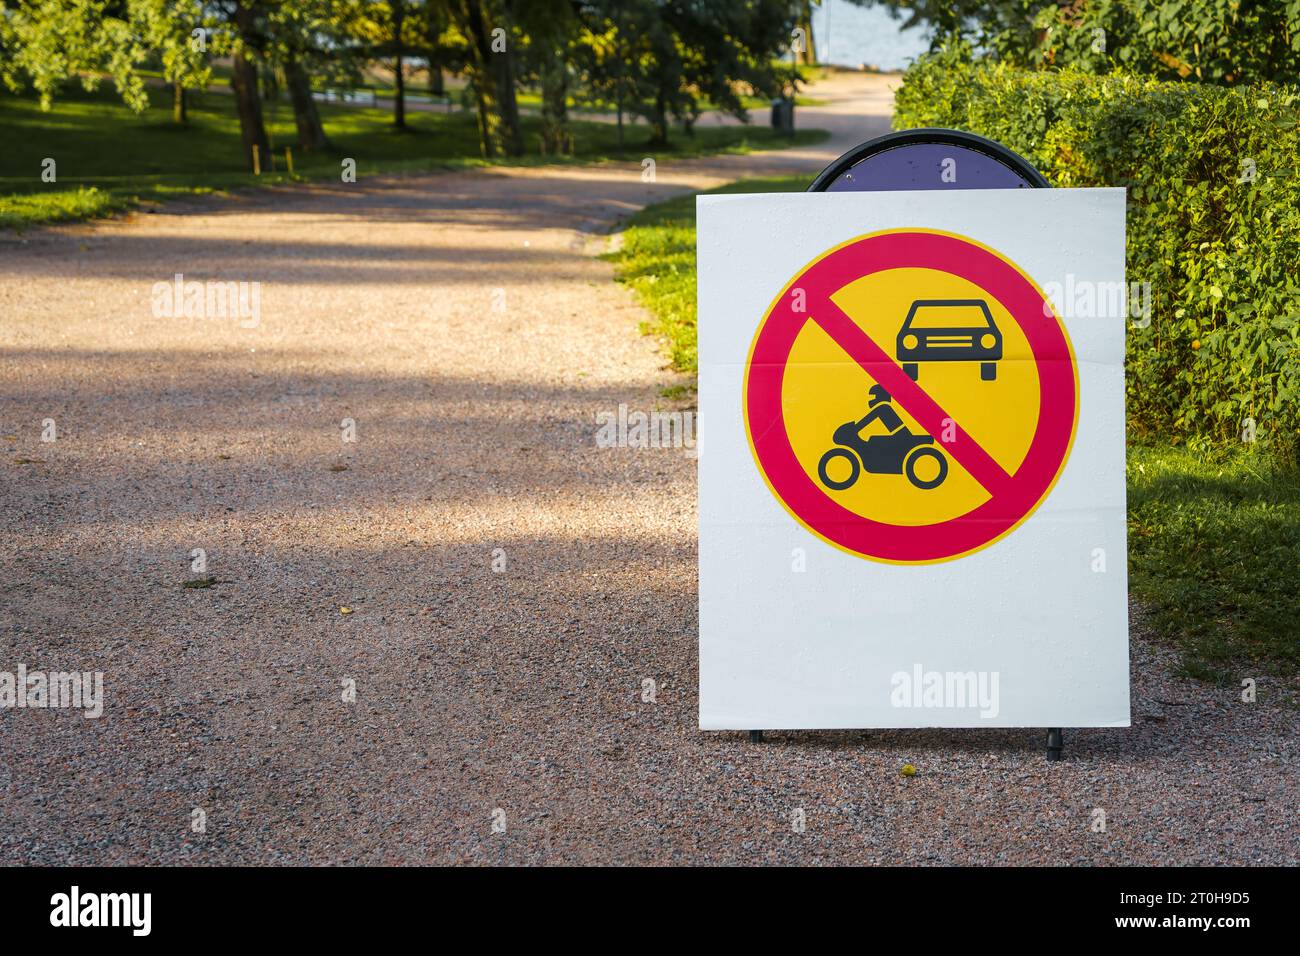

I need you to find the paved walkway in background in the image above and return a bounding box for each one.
[1,72,1295,864]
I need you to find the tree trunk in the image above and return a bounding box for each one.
[489,32,522,155]
[649,88,668,148]
[428,60,444,95]
[393,0,406,128]
[539,46,568,154]
[454,0,523,158]
[469,74,495,157]
[231,53,271,170]
[394,54,406,127]
[614,3,625,151]
[285,58,330,151]
[172,78,186,124]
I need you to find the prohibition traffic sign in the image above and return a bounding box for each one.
[743,228,1079,564]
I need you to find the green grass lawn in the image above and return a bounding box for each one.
[606,174,808,371]
[607,176,1300,682]
[1129,443,1300,680]
[0,84,827,229]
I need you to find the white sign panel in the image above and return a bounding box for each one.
[698,188,1129,729]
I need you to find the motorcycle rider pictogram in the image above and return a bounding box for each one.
[817,384,949,491]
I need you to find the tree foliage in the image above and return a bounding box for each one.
[1,0,152,109]
[575,0,801,146]
[1,0,812,163]
[864,0,1300,85]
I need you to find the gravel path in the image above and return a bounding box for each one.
[2,74,1296,865]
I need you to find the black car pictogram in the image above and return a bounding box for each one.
[896,299,1002,381]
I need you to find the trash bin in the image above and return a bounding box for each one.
[770,97,795,134]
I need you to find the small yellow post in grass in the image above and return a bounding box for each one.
[285,147,294,176]
[252,144,261,176]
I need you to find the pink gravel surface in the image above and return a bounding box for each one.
[1,74,1296,865]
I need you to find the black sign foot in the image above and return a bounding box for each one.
[1046,727,1064,761]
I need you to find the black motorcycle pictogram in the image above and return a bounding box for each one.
[817,385,948,491]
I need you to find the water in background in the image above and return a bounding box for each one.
[810,0,933,72]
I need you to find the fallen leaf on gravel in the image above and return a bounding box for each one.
[900,764,917,777]
[182,576,219,589]
[340,606,354,615]
[217,454,232,460]
[329,464,349,472]
[14,457,45,465]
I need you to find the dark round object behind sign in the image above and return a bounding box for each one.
[808,128,1048,193]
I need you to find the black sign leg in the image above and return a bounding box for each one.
[749,730,764,744]
[1046,728,1063,761]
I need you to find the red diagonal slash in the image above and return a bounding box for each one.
[810,297,1014,498]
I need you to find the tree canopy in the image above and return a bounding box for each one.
[1,0,811,165]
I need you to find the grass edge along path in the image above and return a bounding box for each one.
[606,177,1300,686]
[0,86,829,231]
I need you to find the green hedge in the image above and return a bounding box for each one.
[894,49,1300,454]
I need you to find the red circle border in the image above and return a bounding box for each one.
[744,230,1078,564]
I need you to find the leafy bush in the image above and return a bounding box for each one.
[914,0,1300,85]
[895,47,1300,455]
[1030,0,1300,85]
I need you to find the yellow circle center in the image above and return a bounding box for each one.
[781,267,1042,526]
